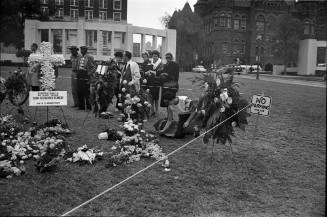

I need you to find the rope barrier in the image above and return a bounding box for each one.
[60,102,252,216]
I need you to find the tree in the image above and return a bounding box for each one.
[271,14,303,74]
[160,12,172,29]
[164,2,204,71]
[0,0,40,48]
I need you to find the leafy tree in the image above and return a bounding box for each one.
[165,3,203,71]
[271,14,303,74]
[160,12,172,29]
[0,0,40,48]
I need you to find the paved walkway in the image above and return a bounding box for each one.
[237,75,326,88]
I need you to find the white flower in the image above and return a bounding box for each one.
[216,78,221,87]
[137,103,142,108]
[146,89,150,93]
[143,79,147,84]
[232,121,237,127]
[220,106,225,112]
[227,97,233,105]
[121,88,126,93]
[118,93,122,98]
[128,81,134,86]
[123,80,128,85]
[111,146,117,150]
[126,94,131,99]
[214,97,219,103]
[144,101,149,105]
[201,110,206,115]
[204,82,209,91]
[117,103,123,107]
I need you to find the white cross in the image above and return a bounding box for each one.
[28,42,65,91]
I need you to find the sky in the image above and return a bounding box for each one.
[128,0,198,29]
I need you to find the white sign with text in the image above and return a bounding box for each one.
[250,95,272,116]
[29,91,67,106]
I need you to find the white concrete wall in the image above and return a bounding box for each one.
[0,54,24,63]
[23,19,176,63]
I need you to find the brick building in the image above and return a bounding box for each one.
[194,0,327,73]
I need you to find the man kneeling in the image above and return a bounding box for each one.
[154,92,202,139]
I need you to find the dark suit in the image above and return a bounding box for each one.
[160,61,180,107]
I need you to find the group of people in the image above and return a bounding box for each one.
[28,43,201,139]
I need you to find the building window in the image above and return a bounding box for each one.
[214,16,218,28]
[55,0,64,6]
[256,15,265,32]
[85,0,94,8]
[241,15,246,30]
[70,9,78,19]
[41,0,48,4]
[41,6,49,15]
[99,11,107,20]
[102,31,112,47]
[232,39,241,55]
[85,10,93,20]
[99,0,107,9]
[222,42,229,54]
[219,13,226,27]
[241,40,246,54]
[113,0,122,10]
[52,29,63,53]
[255,46,259,55]
[226,14,232,28]
[85,30,97,48]
[70,0,78,6]
[113,12,121,21]
[55,8,64,17]
[234,15,240,30]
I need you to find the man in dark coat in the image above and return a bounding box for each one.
[160,52,180,107]
[69,46,81,108]
[77,46,96,110]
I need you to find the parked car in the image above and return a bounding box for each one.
[316,63,327,80]
[192,65,207,73]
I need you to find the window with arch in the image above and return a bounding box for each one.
[256,15,265,32]
[226,13,232,28]
[219,12,226,27]
[241,15,246,30]
[234,15,240,30]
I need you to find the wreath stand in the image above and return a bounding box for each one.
[32,105,70,128]
[208,139,237,168]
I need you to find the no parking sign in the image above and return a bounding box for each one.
[250,94,272,116]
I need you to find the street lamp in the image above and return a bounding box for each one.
[256,34,263,80]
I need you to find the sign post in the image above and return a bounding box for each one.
[250,93,272,144]
[29,91,68,125]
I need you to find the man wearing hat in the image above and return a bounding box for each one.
[77,46,96,110]
[69,46,81,108]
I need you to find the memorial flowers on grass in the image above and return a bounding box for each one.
[191,67,250,144]
[102,120,165,167]
[0,116,71,178]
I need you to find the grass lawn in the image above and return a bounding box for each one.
[0,67,326,217]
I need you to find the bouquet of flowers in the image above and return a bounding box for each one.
[117,87,152,123]
[0,116,70,178]
[192,67,250,144]
[106,120,165,167]
[66,145,103,165]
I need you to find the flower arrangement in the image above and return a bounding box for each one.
[192,67,250,144]
[66,145,103,165]
[27,42,65,91]
[118,85,152,123]
[105,120,165,167]
[0,116,70,178]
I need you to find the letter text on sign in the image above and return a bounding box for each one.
[29,91,68,106]
[250,95,272,116]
